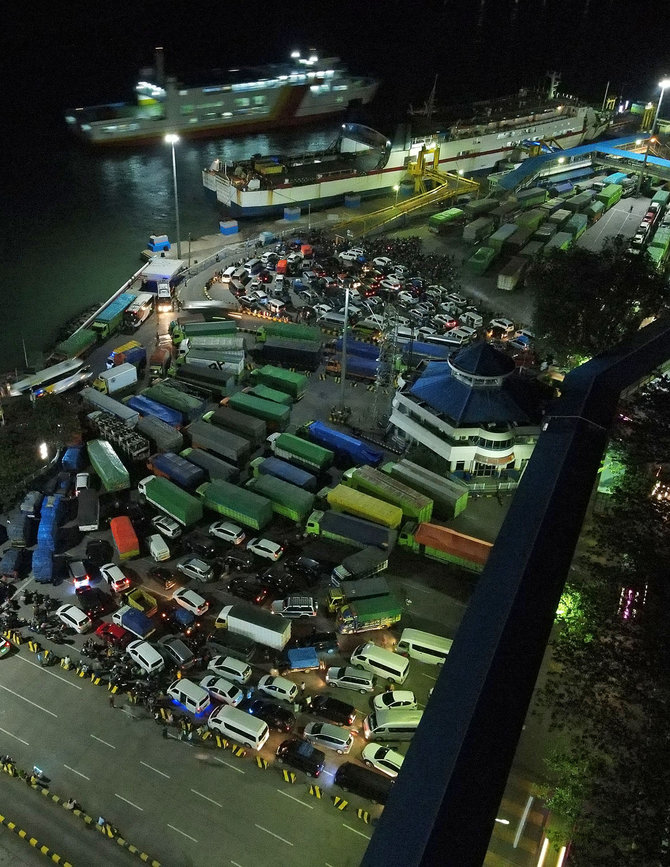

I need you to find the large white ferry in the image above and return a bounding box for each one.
[202,94,610,217]
[65,49,378,147]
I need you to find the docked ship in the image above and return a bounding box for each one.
[65,49,378,147]
[202,88,611,217]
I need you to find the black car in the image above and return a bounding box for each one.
[276,738,325,777]
[221,550,256,572]
[148,566,179,590]
[85,539,114,567]
[282,556,325,588]
[228,575,269,606]
[240,698,295,732]
[183,532,219,560]
[257,564,295,594]
[287,631,339,655]
[308,694,357,726]
[75,586,113,619]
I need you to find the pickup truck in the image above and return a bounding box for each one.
[111,606,155,639]
[279,647,321,677]
[125,588,158,618]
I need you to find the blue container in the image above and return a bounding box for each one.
[344,194,361,209]
[219,220,239,235]
[284,207,300,222]
[62,446,84,471]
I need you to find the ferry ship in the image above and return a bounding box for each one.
[202,93,610,217]
[65,49,378,147]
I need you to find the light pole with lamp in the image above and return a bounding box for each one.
[652,78,670,134]
[165,134,182,259]
[393,185,400,208]
[635,136,657,196]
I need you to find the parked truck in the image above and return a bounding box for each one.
[91,293,136,339]
[333,337,379,360]
[303,421,384,468]
[126,587,158,617]
[93,362,138,395]
[250,365,308,400]
[186,419,251,466]
[336,595,403,634]
[256,322,321,344]
[172,363,234,396]
[138,475,203,527]
[204,406,267,447]
[197,480,273,530]
[142,383,207,422]
[126,395,183,427]
[250,456,317,493]
[325,355,389,384]
[177,335,245,356]
[216,603,291,651]
[225,392,290,432]
[327,485,403,530]
[497,256,527,291]
[255,337,322,372]
[398,521,492,572]
[382,459,469,519]
[175,349,244,377]
[136,415,184,454]
[149,347,172,379]
[170,319,238,344]
[180,447,240,484]
[110,516,140,560]
[147,452,206,491]
[305,510,397,551]
[327,575,391,613]
[331,548,390,588]
[112,605,155,639]
[87,439,130,492]
[81,387,139,428]
[106,341,146,370]
[76,489,99,533]
[245,384,293,407]
[52,328,98,363]
[267,432,334,472]
[245,474,315,523]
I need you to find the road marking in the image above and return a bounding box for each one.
[167,824,198,843]
[421,673,437,681]
[0,726,28,746]
[276,789,314,810]
[190,788,222,808]
[214,756,245,774]
[64,764,90,781]
[0,683,57,717]
[254,824,294,846]
[230,862,245,867]
[319,769,335,778]
[90,734,115,749]
[343,823,371,840]
[115,793,143,811]
[140,761,170,779]
[15,656,82,689]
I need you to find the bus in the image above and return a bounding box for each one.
[9,358,91,398]
[123,292,154,330]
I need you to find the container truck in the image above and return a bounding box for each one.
[136,415,184,454]
[327,485,403,529]
[245,474,315,523]
[215,603,291,651]
[487,223,518,252]
[177,335,245,355]
[250,365,308,400]
[126,395,183,427]
[93,362,138,395]
[497,256,527,291]
[336,595,403,634]
[149,347,172,378]
[398,521,492,572]
[333,337,379,360]
[176,349,244,376]
[106,341,145,369]
[246,384,293,406]
[81,388,139,428]
[172,363,235,396]
[651,189,670,211]
[180,447,240,484]
[225,392,290,432]
[325,355,389,383]
[596,183,622,210]
[331,547,390,587]
[305,510,397,551]
[327,575,390,613]
[255,337,322,371]
[543,232,573,254]
[204,406,267,446]
[112,605,155,639]
[427,207,465,233]
[52,328,97,362]
[87,439,130,492]
[563,213,588,240]
[91,293,136,339]
[186,419,251,466]
[110,516,140,560]
[515,187,547,208]
[402,341,454,364]
[197,480,273,530]
[76,489,99,532]
[250,456,317,493]
[342,465,433,522]
[170,319,238,344]
[255,322,321,344]
[147,452,207,491]
[142,384,207,422]
[302,421,384,468]
[138,475,203,527]
[382,459,468,519]
[267,432,334,472]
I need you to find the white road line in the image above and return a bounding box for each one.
[64,764,90,781]
[343,823,371,840]
[167,824,198,843]
[214,756,245,774]
[276,789,314,810]
[90,734,116,749]
[421,673,437,681]
[0,683,58,717]
[15,656,82,689]
[140,761,170,779]
[319,769,335,778]
[254,824,294,846]
[0,726,29,746]
[190,788,223,808]
[115,793,143,811]
[230,862,245,867]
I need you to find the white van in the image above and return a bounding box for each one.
[445,325,476,345]
[221,266,237,282]
[148,533,170,562]
[167,678,211,715]
[268,299,286,316]
[243,258,262,275]
[350,643,409,685]
[459,311,483,329]
[126,639,164,675]
[317,311,348,329]
[363,708,424,741]
[208,705,270,750]
[396,628,453,665]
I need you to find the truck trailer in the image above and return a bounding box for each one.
[76,489,99,532]
[343,464,433,522]
[136,415,184,454]
[215,603,291,651]
[180,448,240,484]
[91,293,136,339]
[250,456,317,493]
[147,452,207,491]
[204,406,267,446]
[197,480,273,530]
[225,392,290,432]
[126,395,183,428]
[327,575,391,612]
[398,521,492,573]
[331,547,390,586]
[382,460,469,519]
[142,383,207,422]
[303,421,384,468]
[186,419,251,466]
[305,510,397,551]
[255,337,322,371]
[245,474,315,523]
[137,475,203,527]
[250,365,308,400]
[172,363,234,396]
[267,432,334,472]
[326,485,403,530]
[81,388,139,428]
[87,439,130,492]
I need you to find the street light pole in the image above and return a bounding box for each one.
[339,285,350,412]
[636,136,657,196]
[393,185,400,208]
[165,134,182,259]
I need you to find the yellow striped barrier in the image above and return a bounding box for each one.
[333,796,348,811]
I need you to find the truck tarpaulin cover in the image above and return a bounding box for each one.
[110,516,140,559]
[414,523,492,566]
[308,421,384,466]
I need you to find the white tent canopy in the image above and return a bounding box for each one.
[141,258,186,281]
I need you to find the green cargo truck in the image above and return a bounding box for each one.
[251,365,308,400]
[143,384,205,420]
[515,208,545,233]
[197,480,273,530]
[427,207,465,233]
[382,459,469,519]
[226,392,290,432]
[246,384,293,407]
[564,213,588,240]
[137,475,203,526]
[170,319,237,344]
[336,595,403,634]
[327,575,391,613]
[204,406,267,446]
[398,520,492,573]
[245,474,315,523]
[585,200,605,223]
[465,246,497,275]
[488,223,518,252]
[91,293,136,339]
[342,465,433,522]
[267,432,334,471]
[52,328,97,362]
[488,201,520,227]
[87,440,130,492]
[543,231,573,254]
[596,183,622,210]
[547,208,572,227]
[651,189,670,209]
[255,322,321,344]
[327,485,403,530]
[564,191,595,213]
[515,187,547,209]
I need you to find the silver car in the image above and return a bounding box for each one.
[325,666,375,694]
[303,721,353,754]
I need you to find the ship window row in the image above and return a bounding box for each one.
[179,96,266,115]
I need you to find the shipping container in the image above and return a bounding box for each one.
[250,456,317,492]
[110,515,140,560]
[147,452,207,491]
[246,474,315,523]
[383,460,469,519]
[197,480,273,530]
[327,485,403,529]
[180,447,240,484]
[251,365,308,400]
[205,406,267,446]
[136,415,184,454]
[87,439,130,492]
[342,465,433,522]
[226,392,290,432]
[138,475,203,527]
[186,419,251,466]
[268,432,334,471]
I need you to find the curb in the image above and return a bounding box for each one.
[0,810,74,866]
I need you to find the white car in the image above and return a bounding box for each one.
[313,303,333,317]
[325,666,375,693]
[372,690,418,712]
[446,325,477,344]
[361,743,404,778]
[56,604,91,634]
[489,318,515,335]
[445,292,467,306]
[380,277,401,292]
[392,264,408,277]
[209,521,245,545]
[418,326,437,337]
[257,675,298,703]
[151,514,182,540]
[176,556,214,583]
[397,291,416,306]
[339,250,360,264]
[372,256,392,268]
[435,314,458,330]
[99,563,130,593]
[208,655,252,685]
[199,675,244,706]
[74,473,90,495]
[246,537,284,562]
[173,587,209,617]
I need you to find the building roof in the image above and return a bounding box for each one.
[450,343,516,378]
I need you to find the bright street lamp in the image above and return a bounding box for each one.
[165,133,182,258]
[652,78,670,134]
[393,185,400,207]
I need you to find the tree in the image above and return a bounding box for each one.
[526,236,666,361]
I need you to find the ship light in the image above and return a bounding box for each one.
[291,51,301,59]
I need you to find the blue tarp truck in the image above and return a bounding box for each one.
[302,421,384,467]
